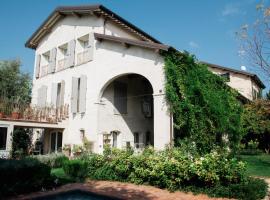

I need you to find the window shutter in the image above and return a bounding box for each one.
[85,33,94,62]
[35,55,41,79]
[49,48,57,73]
[51,83,58,107]
[37,86,47,107]
[68,40,76,67]
[79,75,87,113]
[71,77,78,113]
[60,80,65,107]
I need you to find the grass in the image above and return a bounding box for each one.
[51,168,74,184]
[239,154,270,177]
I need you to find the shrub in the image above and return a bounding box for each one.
[0,158,52,196]
[77,147,267,199]
[91,164,119,181]
[79,152,106,177]
[11,128,32,158]
[184,177,268,200]
[31,153,68,168]
[63,159,87,180]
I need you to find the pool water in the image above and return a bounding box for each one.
[33,190,120,200]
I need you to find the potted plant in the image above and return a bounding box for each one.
[72,144,84,157]
[0,103,4,118]
[11,105,20,119]
[62,144,71,157]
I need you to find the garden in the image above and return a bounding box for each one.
[1,51,270,199]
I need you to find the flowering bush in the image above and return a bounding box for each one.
[80,147,246,190]
[75,147,267,199]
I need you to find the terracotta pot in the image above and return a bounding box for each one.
[11,112,20,119]
[0,112,4,119]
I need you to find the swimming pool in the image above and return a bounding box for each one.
[33,190,121,200]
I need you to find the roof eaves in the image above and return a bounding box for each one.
[201,61,266,89]
[25,4,162,49]
[94,33,169,51]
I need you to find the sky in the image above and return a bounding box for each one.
[0,0,269,92]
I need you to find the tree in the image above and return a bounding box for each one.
[237,3,270,79]
[0,60,31,104]
[242,100,270,153]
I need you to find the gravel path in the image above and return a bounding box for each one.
[11,181,231,200]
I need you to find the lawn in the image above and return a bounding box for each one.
[239,154,270,178]
[51,168,74,184]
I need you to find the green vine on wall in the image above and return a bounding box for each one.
[162,49,243,154]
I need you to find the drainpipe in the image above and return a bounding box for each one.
[169,111,174,147]
[103,18,108,34]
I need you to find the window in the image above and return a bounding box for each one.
[0,127,7,150]
[77,33,94,65]
[112,131,118,148]
[56,83,62,108]
[114,82,127,114]
[134,132,139,144]
[50,132,63,153]
[57,43,68,71]
[252,88,259,100]
[220,72,230,82]
[40,51,50,77]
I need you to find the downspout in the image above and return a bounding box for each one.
[169,111,174,147]
[103,18,108,34]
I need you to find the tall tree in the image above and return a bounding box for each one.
[237,3,270,79]
[0,60,31,104]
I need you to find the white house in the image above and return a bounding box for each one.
[0,4,265,157]
[25,4,173,154]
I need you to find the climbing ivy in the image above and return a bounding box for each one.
[162,49,243,154]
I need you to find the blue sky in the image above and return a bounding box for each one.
[0,0,269,92]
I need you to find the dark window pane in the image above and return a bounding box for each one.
[114,82,127,114]
[50,132,56,152]
[220,73,230,82]
[0,127,7,150]
[112,132,117,147]
[57,132,63,151]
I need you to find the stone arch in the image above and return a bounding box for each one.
[97,72,154,101]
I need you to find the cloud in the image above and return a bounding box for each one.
[189,41,199,49]
[219,3,247,22]
[222,4,242,16]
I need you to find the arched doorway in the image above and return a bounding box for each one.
[97,74,154,151]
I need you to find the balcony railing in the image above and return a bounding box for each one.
[77,49,89,65]
[0,100,69,123]
[40,65,49,77]
[57,58,68,72]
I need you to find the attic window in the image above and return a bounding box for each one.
[78,34,89,49]
[77,34,94,65]
[57,43,68,71]
[40,51,50,77]
[220,72,230,82]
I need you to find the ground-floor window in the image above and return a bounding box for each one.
[112,131,118,148]
[0,127,7,150]
[50,131,62,152]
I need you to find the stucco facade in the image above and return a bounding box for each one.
[207,65,264,101]
[30,11,171,153]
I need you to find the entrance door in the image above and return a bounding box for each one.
[50,131,63,152]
